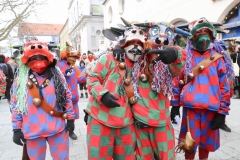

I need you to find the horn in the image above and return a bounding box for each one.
[121,17,131,27]
[134,23,150,28]
[174,27,191,36]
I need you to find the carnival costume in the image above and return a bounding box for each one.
[85,18,188,160]
[58,42,82,140]
[11,41,75,160]
[171,18,233,160]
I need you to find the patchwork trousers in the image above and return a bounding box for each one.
[73,102,79,119]
[26,130,69,160]
[135,123,175,160]
[87,116,136,160]
[179,108,220,152]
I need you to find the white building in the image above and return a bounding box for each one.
[103,0,240,41]
[68,0,105,53]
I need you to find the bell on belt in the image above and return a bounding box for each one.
[50,111,54,115]
[179,80,184,85]
[32,98,42,106]
[199,65,204,71]
[188,73,194,79]
[140,74,148,82]
[119,62,126,70]
[124,78,131,85]
[210,55,215,60]
[151,84,157,91]
[129,96,137,105]
[62,113,68,119]
[26,82,33,89]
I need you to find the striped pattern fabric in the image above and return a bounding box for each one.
[11,72,75,139]
[179,108,220,152]
[135,124,175,160]
[171,49,230,115]
[86,49,186,128]
[27,130,69,160]
[86,116,136,160]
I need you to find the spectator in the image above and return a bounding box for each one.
[78,60,87,98]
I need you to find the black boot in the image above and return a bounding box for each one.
[85,93,88,98]
[69,131,78,140]
[80,93,84,98]
[220,123,231,132]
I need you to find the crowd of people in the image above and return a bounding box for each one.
[0,17,239,160]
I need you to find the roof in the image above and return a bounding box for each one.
[18,23,64,36]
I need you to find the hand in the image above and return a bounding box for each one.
[65,67,74,76]
[83,109,89,125]
[210,113,225,130]
[148,46,178,64]
[101,92,120,108]
[13,129,26,146]
[66,120,75,133]
[170,106,180,124]
[113,45,125,62]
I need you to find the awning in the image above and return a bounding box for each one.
[223,21,240,29]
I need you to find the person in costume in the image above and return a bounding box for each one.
[78,60,87,98]
[171,18,232,160]
[85,50,95,76]
[84,17,188,160]
[11,41,75,160]
[58,42,82,140]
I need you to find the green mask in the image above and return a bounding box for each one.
[192,35,211,51]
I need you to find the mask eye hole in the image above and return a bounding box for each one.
[38,45,43,49]
[167,30,173,37]
[151,26,159,36]
[139,30,143,35]
[31,46,35,49]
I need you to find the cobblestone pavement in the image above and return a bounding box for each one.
[0,97,239,160]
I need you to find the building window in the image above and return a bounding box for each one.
[91,36,96,46]
[108,6,113,23]
[96,30,101,35]
[91,5,102,16]
[118,0,124,15]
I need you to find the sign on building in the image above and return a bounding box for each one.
[99,40,105,51]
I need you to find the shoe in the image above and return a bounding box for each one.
[80,93,84,98]
[69,132,78,140]
[232,95,240,99]
[220,123,231,132]
[85,93,88,98]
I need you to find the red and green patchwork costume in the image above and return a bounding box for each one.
[133,49,186,160]
[86,47,186,159]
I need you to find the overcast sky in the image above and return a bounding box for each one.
[27,0,69,24]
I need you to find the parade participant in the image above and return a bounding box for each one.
[84,17,187,160]
[58,42,82,140]
[85,50,95,75]
[78,60,87,98]
[171,18,232,160]
[11,41,75,160]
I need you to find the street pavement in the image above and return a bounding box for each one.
[0,97,240,160]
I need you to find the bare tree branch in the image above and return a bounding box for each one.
[0,0,47,42]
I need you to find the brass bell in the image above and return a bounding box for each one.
[140,74,148,82]
[62,113,68,119]
[50,111,54,115]
[199,65,204,71]
[124,78,131,85]
[188,73,194,79]
[26,81,33,89]
[210,55,215,60]
[179,80,184,85]
[129,96,137,105]
[119,62,126,70]
[151,84,157,91]
[220,51,224,55]
[32,98,42,106]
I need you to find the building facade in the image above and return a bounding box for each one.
[68,0,105,53]
[59,19,70,49]
[102,0,238,46]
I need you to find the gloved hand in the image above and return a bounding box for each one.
[65,67,74,76]
[101,92,120,108]
[13,129,26,146]
[210,113,225,130]
[170,106,180,124]
[148,46,178,64]
[113,45,125,62]
[66,120,75,133]
[83,109,89,125]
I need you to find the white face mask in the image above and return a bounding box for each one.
[124,45,143,61]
